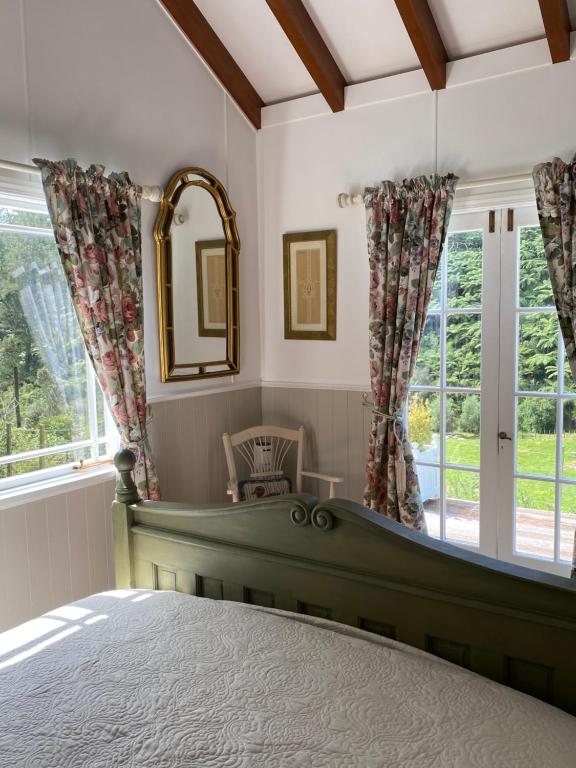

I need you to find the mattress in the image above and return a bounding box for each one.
[0,589,574,767]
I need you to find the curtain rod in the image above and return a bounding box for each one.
[0,158,164,202]
[337,172,533,207]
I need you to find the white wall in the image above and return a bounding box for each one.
[259,53,576,388]
[0,476,116,632]
[0,0,260,628]
[0,0,260,399]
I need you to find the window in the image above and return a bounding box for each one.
[409,206,575,577]
[409,220,484,547]
[0,187,115,489]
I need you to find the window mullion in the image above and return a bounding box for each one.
[104,394,119,456]
[85,351,100,460]
[0,439,94,466]
[439,241,447,542]
[555,335,564,563]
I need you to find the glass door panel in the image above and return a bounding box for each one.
[408,204,573,576]
[499,206,574,574]
[409,211,499,553]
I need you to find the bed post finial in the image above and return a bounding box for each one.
[114,449,140,504]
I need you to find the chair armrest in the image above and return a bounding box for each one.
[227,480,240,502]
[301,470,344,484]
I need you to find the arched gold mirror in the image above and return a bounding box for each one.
[154,168,239,382]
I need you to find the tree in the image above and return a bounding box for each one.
[0,207,89,476]
[414,225,559,432]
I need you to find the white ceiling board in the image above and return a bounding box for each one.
[193,0,317,104]
[429,0,545,60]
[301,0,420,83]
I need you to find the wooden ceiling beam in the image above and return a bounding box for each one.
[160,0,264,129]
[394,0,448,90]
[538,0,572,63]
[265,0,346,112]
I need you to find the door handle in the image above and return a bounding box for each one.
[498,431,512,441]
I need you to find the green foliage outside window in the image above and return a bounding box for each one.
[408,396,433,451]
[415,227,563,434]
[412,226,576,513]
[457,395,481,434]
[0,206,104,478]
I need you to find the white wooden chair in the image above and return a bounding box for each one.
[222,425,344,502]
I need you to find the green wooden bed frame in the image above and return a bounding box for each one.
[113,450,576,715]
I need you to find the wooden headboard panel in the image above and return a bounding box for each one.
[112,452,576,714]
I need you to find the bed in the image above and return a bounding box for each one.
[1,448,575,766]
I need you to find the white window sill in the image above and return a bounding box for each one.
[0,465,117,510]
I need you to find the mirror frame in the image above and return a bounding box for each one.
[154,167,240,382]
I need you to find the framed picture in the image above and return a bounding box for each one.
[195,239,227,337]
[283,229,337,340]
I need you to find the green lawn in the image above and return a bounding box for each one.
[431,434,576,512]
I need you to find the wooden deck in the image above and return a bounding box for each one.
[424,499,576,563]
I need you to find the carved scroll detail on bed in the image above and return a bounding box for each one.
[112,451,576,714]
[290,504,333,531]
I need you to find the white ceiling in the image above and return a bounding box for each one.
[192,0,574,105]
[429,0,546,60]
[193,0,316,103]
[301,0,420,83]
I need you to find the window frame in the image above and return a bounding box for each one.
[0,184,117,493]
[409,210,500,556]
[498,206,575,576]
[409,203,573,579]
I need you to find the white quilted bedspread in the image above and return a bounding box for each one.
[0,589,574,767]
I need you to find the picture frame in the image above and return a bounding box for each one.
[195,239,227,337]
[283,229,337,341]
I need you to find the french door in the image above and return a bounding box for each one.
[409,205,575,576]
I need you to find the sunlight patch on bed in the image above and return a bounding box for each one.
[0,618,65,658]
[99,590,139,599]
[0,625,81,670]
[46,606,93,621]
[84,614,108,625]
[131,592,153,602]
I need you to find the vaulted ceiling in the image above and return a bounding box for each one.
[161,0,576,128]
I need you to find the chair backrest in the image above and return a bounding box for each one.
[223,425,304,493]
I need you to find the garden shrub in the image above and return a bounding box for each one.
[458,395,480,434]
[517,397,556,434]
[408,396,432,450]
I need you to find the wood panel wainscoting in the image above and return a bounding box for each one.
[113,449,576,715]
[0,477,115,632]
[261,385,371,502]
[0,387,261,633]
[148,387,262,503]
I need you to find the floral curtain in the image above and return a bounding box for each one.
[533,155,576,577]
[33,158,160,500]
[364,174,458,530]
